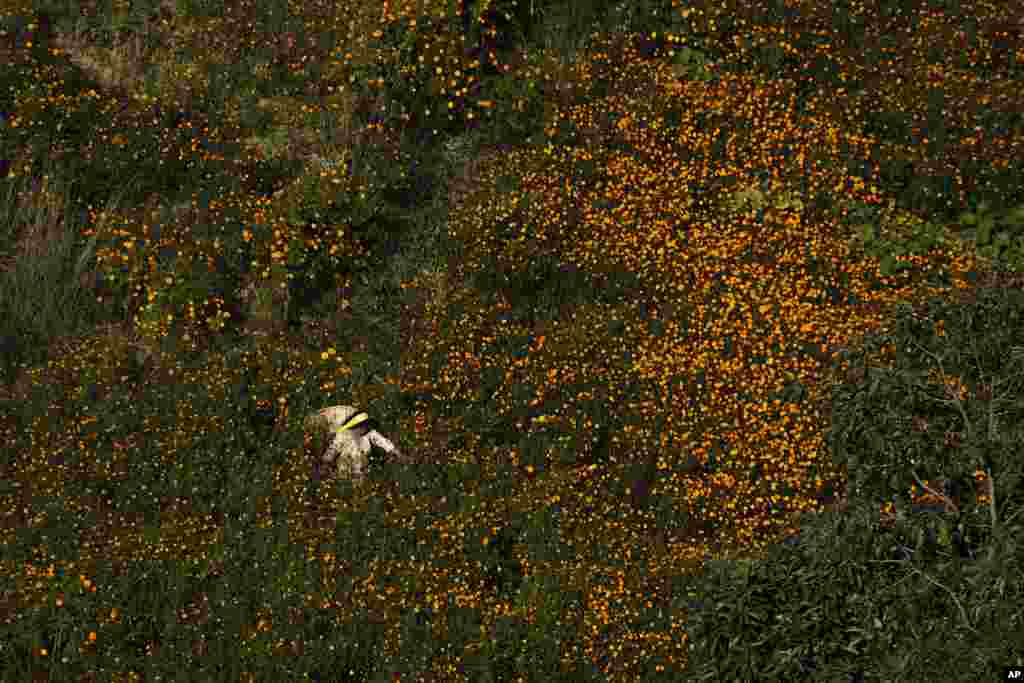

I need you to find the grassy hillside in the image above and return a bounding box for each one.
[1,0,1023,680]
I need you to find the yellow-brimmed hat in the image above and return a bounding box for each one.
[336,410,370,434]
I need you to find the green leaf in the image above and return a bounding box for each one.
[496,173,521,194]
[978,245,1000,261]
[1006,206,1024,227]
[862,223,877,245]
[143,523,161,546]
[880,253,896,276]
[977,218,993,245]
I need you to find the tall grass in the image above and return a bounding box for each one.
[1,0,1023,680]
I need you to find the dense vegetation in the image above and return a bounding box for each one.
[1,0,1022,679]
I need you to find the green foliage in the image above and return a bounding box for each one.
[0,160,139,375]
[1,347,400,678]
[524,0,624,58]
[824,285,1024,519]
[952,200,1024,274]
[668,45,719,83]
[680,282,1024,681]
[5,0,1024,679]
[834,194,1024,288]
[474,58,550,147]
[852,209,953,277]
[346,14,465,142]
